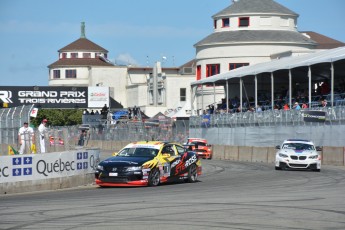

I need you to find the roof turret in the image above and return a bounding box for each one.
[213,0,298,18]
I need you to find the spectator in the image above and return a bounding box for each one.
[83,109,89,115]
[38,119,48,153]
[101,104,109,119]
[90,110,95,115]
[302,102,308,109]
[293,102,301,110]
[321,99,328,107]
[283,103,290,110]
[18,122,35,154]
[201,110,211,128]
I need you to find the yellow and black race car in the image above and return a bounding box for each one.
[95,141,202,187]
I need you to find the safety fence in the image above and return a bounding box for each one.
[190,106,345,128]
[86,119,189,144]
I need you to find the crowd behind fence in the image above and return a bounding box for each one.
[190,106,345,128]
[2,105,345,156]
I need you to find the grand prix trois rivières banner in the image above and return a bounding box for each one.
[0,86,109,109]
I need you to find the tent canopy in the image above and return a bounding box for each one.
[191,46,345,86]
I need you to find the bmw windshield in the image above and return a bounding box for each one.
[117,148,159,157]
[282,143,315,151]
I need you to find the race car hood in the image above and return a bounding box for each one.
[101,156,154,166]
[280,149,316,155]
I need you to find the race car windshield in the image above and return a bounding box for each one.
[189,141,206,146]
[282,143,315,151]
[117,148,159,157]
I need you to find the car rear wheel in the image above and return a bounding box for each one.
[148,169,160,186]
[186,164,198,183]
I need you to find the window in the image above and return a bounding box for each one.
[71,53,78,58]
[83,53,91,58]
[180,88,186,102]
[214,20,217,29]
[61,53,67,59]
[206,64,220,77]
[222,18,230,27]
[196,65,201,80]
[53,70,60,79]
[239,17,249,27]
[65,69,77,78]
[229,63,249,70]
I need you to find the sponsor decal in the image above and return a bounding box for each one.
[303,111,326,122]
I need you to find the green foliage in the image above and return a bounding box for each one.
[30,109,83,127]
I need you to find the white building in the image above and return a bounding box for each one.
[193,0,344,109]
[48,23,195,117]
[48,1,343,116]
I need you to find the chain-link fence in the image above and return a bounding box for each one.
[86,119,190,144]
[190,106,345,128]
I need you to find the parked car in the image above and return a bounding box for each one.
[185,138,213,159]
[275,139,322,171]
[95,141,202,187]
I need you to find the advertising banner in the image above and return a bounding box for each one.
[88,87,109,108]
[0,149,100,183]
[303,110,327,122]
[0,86,88,109]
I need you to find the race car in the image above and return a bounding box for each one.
[275,139,322,172]
[95,141,202,187]
[185,138,213,159]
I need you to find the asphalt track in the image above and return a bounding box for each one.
[1,153,345,230]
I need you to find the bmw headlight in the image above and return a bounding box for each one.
[279,153,288,158]
[97,165,104,171]
[309,155,319,159]
[125,166,142,171]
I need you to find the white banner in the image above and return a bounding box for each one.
[0,149,100,183]
[88,87,109,108]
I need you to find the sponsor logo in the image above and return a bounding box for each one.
[77,152,89,170]
[0,91,13,103]
[12,157,33,176]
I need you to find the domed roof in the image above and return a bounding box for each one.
[213,0,298,18]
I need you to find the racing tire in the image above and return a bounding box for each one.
[186,164,198,183]
[313,169,321,172]
[275,166,282,170]
[148,169,160,186]
[207,154,213,160]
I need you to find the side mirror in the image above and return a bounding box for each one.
[275,145,281,150]
[316,146,322,151]
[112,152,119,156]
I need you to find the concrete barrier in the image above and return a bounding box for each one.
[322,146,344,166]
[213,145,224,159]
[267,147,277,163]
[238,146,252,162]
[0,148,100,195]
[252,147,268,163]
[224,145,239,161]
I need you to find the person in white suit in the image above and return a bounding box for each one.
[18,122,35,154]
[38,119,48,153]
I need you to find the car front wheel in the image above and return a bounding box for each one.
[148,169,160,186]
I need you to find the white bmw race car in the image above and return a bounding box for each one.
[275,139,322,172]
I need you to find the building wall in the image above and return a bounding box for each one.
[89,67,128,107]
[49,67,90,86]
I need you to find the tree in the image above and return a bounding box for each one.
[31,109,83,127]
